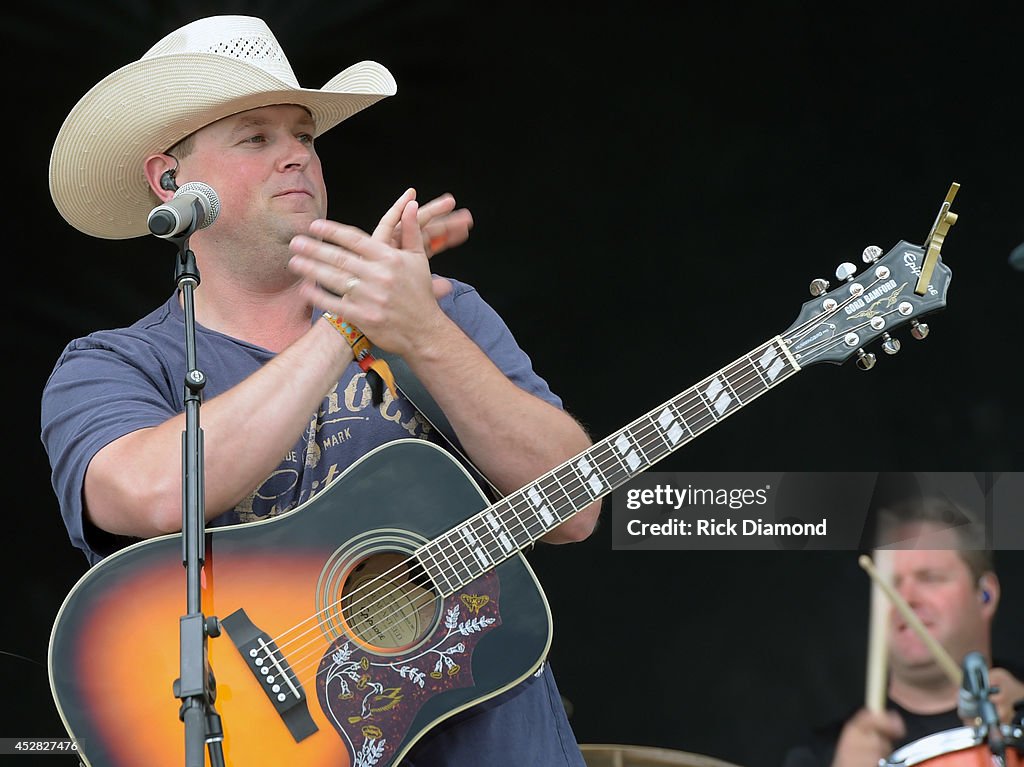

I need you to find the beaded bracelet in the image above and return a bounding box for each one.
[322,311,397,404]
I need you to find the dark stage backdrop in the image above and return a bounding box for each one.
[11,3,1024,767]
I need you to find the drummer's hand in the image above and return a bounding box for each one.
[832,708,905,767]
[989,667,1024,724]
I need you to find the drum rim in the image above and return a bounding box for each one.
[886,725,1019,767]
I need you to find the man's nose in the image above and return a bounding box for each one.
[895,579,922,608]
[280,137,312,168]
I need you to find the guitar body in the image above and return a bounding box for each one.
[49,440,553,767]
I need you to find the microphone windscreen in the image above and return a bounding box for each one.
[177,181,221,229]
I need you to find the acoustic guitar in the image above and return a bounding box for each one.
[48,185,959,766]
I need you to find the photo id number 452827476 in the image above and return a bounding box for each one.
[0,737,79,754]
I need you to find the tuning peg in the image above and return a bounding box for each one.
[862,245,883,263]
[835,262,858,282]
[910,320,930,340]
[809,278,830,296]
[881,333,901,355]
[855,349,877,370]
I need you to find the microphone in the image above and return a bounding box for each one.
[958,651,990,721]
[957,651,1004,757]
[147,181,221,238]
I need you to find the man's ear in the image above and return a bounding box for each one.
[978,573,1000,615]
[144,154,178,201]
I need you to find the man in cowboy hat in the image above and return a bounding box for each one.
[43,14,598,767]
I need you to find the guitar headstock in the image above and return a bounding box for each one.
[782,184,958,369]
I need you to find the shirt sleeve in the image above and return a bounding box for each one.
[40,333,180,565]
[440,279,563,409]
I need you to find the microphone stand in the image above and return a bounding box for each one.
[161,209,226,767]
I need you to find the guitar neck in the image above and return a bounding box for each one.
[417,336,801,595]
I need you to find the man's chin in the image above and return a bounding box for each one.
[891,654,955,685]
[273,215,317,244]
[891,644,942,670]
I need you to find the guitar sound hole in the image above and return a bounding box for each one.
[340,552,438,652]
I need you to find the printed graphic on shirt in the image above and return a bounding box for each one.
[234,370,433,524]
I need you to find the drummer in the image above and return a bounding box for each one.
[782,496,1024,767]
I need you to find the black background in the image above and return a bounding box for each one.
[10,2,1024,766]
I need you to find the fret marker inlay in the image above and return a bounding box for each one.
[614,433,642,472]
[704,376,732,416]
[576,456,605,496]
[758,345,785,381]
[657,407,685,444]
[458,526,491,567]
[527,486,555,526]
[485,512,515,552]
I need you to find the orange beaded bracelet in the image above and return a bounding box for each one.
[322,312,397,404]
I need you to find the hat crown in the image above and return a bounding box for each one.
[143,15,299,87]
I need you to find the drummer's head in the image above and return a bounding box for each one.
[875,496,998,684]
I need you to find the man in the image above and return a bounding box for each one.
[783,497,1024,767]
[42,14,600,767]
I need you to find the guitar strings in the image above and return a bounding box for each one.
[262,297,896,685]
[262,322,833,679]
[271,347,798,685]
[281,327,859,686]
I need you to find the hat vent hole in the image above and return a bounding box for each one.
[210,36,281,63]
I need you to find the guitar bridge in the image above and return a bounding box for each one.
[221,608,318,743]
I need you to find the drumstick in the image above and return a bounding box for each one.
[858,554,963,686]
[865,549,892,712]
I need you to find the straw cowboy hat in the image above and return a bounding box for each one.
[49,15,397,240]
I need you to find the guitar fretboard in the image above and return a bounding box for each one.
[416,336,800,596]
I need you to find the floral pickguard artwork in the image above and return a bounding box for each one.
[316,571,501,767]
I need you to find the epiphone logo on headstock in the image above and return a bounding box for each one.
[902,250,939,296]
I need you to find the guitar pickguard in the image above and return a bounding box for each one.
[317,571,501,766]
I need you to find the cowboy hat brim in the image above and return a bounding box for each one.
[49,52,396,240]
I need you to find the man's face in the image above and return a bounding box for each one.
[887,531,989,682]
[182,104,328,249]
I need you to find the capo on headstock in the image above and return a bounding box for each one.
[916,182,960,296]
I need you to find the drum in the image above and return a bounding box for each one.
[579,743,745,767]
[884,725,1022,767]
